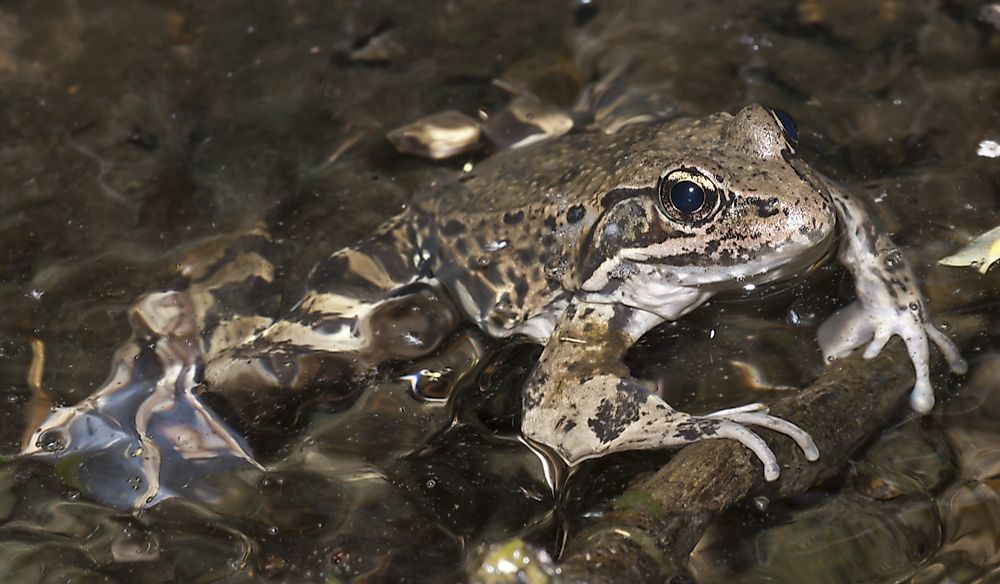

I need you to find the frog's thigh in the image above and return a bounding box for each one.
[206,215,451,393]
[205,286,459,395]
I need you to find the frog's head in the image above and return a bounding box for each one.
[577,104,837,319]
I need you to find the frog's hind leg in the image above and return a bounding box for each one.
[204,213,460,397]
[521,302,819,482]
[525,372,818,481]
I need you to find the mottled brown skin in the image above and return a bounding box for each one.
[25,105,966,500]
[410,104,961,476]
[418,109,835,340]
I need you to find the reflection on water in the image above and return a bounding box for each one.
[0,0,998,581]
[22,289,262,510]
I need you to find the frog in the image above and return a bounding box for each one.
[24,104,967,507]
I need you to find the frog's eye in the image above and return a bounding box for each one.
[768,108,799,144]
[657,169,721,224]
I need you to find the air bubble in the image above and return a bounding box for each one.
[38,430,66,452]
[884,250,903,269]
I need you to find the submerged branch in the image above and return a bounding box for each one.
[557,341,917,583]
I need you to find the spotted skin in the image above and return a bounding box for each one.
[26,105,965,494]
[522,303,819,481]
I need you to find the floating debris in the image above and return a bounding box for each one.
[472,539,556,584]
[481,93,574,150]
[977,139,1000,158]
[981,4,1000,29]
[939,225,1000,274]
[387,110,483,159]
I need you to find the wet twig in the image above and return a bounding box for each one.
[557,341,918,583]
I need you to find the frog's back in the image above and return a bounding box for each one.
[416,121,682,215]
[413,118,708,339]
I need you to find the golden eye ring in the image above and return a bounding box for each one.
[656,169,723,224]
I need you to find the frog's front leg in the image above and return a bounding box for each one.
[522,302,819,481]
[818,185,967,413]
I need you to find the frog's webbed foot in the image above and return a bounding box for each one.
[821,185,967,413]
[818,300,966,413]
[695,402,819,479]
[705,403,819,458]
[524,376,817,481]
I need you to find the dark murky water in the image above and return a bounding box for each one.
[1,1,999,582]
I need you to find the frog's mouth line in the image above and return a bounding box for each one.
[576,225,837,322]
[608,223,838,292]
[730,227,838,289]
[713,243,838,304]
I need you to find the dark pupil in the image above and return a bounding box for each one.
[771,108,799,143]
[669,180,705,214]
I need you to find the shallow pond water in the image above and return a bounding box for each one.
[1,0,999,582]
